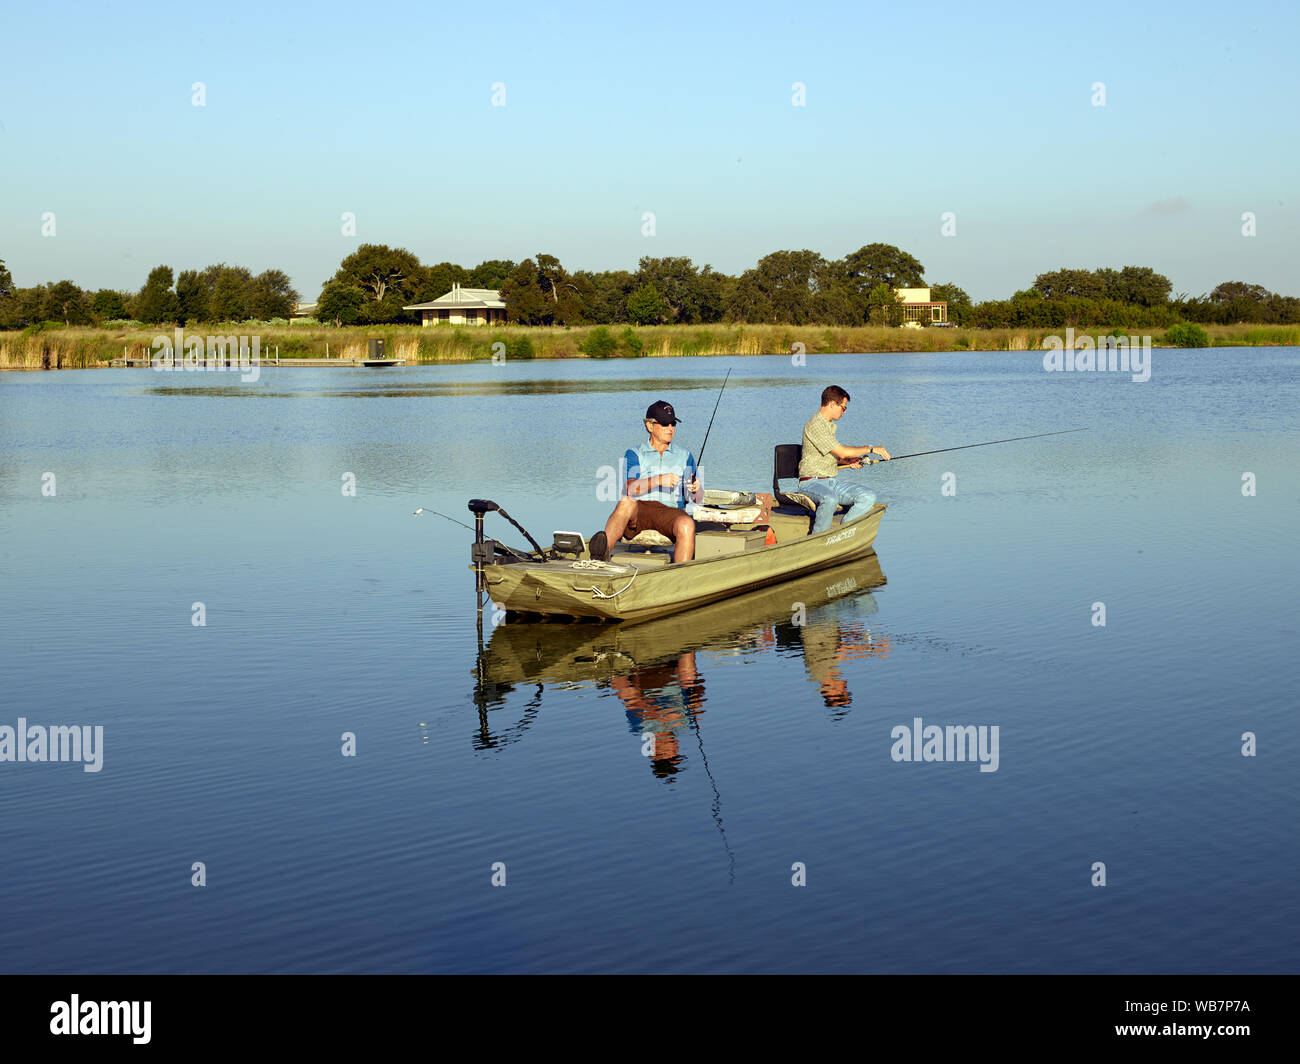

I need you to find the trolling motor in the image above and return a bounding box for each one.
[467,498,548,573]
[468,499,500,597]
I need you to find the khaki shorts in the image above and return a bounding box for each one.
[624,500,691,540]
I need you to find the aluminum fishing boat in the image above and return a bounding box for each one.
[467,447,886,625]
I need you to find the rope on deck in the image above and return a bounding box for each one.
[569,559,638,599]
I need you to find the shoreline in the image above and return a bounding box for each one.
[2,321,1296,371]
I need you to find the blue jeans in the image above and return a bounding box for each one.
[799,477,877,534]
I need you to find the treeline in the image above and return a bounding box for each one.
[316,245,1300,329]
[0,261,298,329]
[316,242,961,327]
[3,247,1299,331]
[968,270,1300,329]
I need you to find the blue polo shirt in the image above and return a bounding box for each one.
[623,440,697,509]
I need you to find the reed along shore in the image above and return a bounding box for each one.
[2,321,1297,371]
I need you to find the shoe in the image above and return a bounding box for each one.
[588,531,609,562]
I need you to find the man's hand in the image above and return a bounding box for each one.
[659,473,680,489]
[872,447,892,461]
[847,460,863,469]
[687,477,701,494]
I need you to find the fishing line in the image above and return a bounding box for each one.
[867,427,1086,463]
[695,366,732,470]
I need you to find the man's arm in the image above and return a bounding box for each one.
[830,443,891,462]
[623,449,675,497]
[625,473,683,496]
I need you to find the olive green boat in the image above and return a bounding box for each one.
[466,448,887,625]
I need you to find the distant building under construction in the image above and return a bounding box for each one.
[895,287,948,327]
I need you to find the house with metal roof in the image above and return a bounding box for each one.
[403,283,506,326]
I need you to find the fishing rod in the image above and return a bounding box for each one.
[864,428,1086,463]
[412,506,476,532]
[414,503,546,557]
[694,366,732,470]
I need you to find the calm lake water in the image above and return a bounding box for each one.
[1,349,1297,973]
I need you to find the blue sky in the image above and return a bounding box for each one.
[1,0,1295,302]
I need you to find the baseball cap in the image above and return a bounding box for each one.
[645,400,680,425]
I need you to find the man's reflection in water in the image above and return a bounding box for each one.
[474,559,888,758]
[765,598,892,720]
[608,652,705,781]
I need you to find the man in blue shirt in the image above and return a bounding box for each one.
[590,400,702,563]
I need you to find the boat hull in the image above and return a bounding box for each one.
[479,552,886,685]
[481,503,886,625]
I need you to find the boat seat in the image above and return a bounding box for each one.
[776,492,822,513]
[772,444,849,517]
[625,529,673,547]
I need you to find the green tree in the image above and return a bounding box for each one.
[0,259,18,327]
[248,268,299,320]
[632,257,690,322]
[842,243,925,296]
[536,253,590,320]
[500,254,588,324]
[723,270,774,322]
[748,249,826,324]
[929,282,972,326]
[691,265,727,323]
[175,270,209,322]
[576,269,636,323]
[1210,281,1271,305]
[134,266,181,324]
[620,327,644,356]
[1033,268,1105,301]
[1208,281,1272,323]
[630,257,729,324]
[92,289,129,321]
[812,273,860,324]
[40,280,91,325]
[316,282,367,326]
[414,261,470,308]
[1114,266,1172,307]
[500,259,550,324]
[331,244,424,322]
[468,259,516,289]
[581,325,618,357]
[209,266,254,321]
[1034,265,1171,307]
[866,283,904,326]
[626,283,669,325]
[1165,322,1210,347]
[3,285,45,329]
[1264,292,1300,324]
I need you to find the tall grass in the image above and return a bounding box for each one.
[3,320,1296,370]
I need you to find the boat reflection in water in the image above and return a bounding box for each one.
[470,552,889,764]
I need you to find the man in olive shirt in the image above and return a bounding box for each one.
[798,385,891,533]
